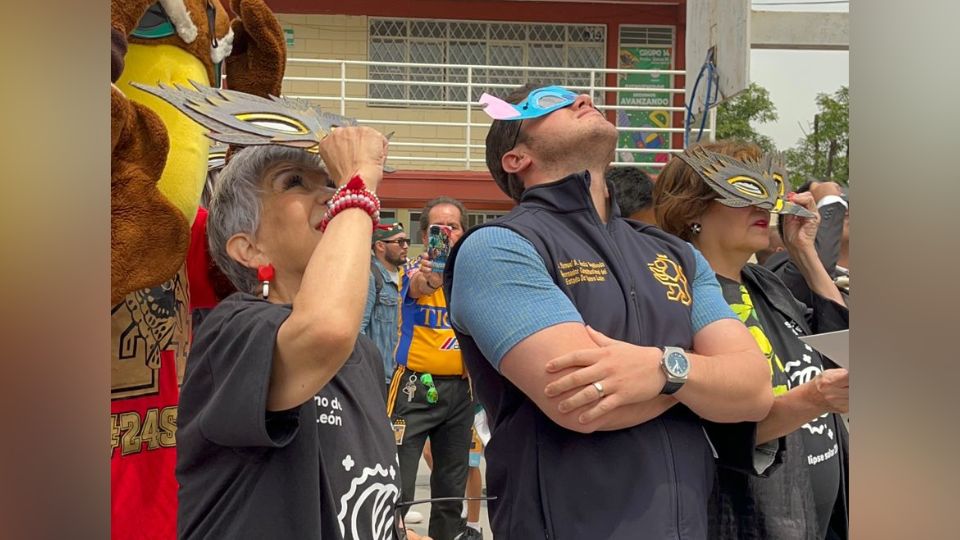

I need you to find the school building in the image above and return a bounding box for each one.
[266,0,694,252]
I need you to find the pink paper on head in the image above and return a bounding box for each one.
[479,93,521,120]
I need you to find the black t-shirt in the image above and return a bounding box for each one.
[717,276,841,539]
[176,293,400,540]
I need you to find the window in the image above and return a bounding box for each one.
[369,18,606,106]
[408,212,423,245]
[467,212,506,229]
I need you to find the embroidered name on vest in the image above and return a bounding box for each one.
[647,254,692,306]
[558,259,609,286]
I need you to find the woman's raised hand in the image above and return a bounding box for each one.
[317,126,389,191]
[782,191,821,254]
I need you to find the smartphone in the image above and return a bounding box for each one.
[427,224,452,273]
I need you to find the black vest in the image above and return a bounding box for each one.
[446,172,716,539]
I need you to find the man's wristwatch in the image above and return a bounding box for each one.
[660,346,691,395]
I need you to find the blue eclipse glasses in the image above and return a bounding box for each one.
[479,85,579,120]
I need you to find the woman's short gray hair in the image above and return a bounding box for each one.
[206,145,323,294]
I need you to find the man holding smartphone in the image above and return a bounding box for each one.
[388,196,478,540]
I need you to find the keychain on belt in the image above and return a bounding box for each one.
[402,373,439,404]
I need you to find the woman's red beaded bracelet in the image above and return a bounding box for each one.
[319,175,381,232]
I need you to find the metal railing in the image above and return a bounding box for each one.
[281,57,716,170]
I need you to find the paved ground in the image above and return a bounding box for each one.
[405,455,493,540]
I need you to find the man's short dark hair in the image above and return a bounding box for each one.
[485,83,540,202]
[419,196,468,234]
[606,166,654,217]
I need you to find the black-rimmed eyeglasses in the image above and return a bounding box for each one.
[381,239,411,247]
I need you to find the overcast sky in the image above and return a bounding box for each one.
[749,0,849,149]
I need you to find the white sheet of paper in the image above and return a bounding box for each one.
[799,330,849,369]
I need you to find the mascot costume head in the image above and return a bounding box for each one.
[111,0,286,305]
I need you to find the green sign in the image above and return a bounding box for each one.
[284,28,295,47]
[617,46,673,168]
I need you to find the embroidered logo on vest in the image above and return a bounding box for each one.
[647,254,692,306]
[557,259,609,286]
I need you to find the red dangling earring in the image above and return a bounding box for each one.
[257,264,275,299]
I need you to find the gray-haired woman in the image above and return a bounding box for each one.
[175,127,430,540]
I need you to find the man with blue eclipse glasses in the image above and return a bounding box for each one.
[443,84,780,538]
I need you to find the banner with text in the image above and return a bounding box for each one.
[617,46,673,168]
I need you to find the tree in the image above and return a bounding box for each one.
[785,86,849,186]
[715,82,779,152]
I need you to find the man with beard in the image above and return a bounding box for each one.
[362,221,410,386]
[388,197,476,540]
[443,84,778,538]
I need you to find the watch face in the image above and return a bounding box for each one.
[666,351,690,377]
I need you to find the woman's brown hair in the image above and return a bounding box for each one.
[653,139,764,242]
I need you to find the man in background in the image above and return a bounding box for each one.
[766,179,850,302]
[361,220,408,386]
[389,197,476,540]
[606,166,656,224]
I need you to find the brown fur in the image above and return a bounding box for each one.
[111,26,127,82]
[111,0,155,38]
[224,0,287,98]
[111,85,191,305]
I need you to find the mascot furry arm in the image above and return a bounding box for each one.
[110,0,285,305]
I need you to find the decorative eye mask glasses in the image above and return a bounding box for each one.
[677,147,815,218]
[479,85,579,120]
[131,80,395,172]
[133,80,360,150]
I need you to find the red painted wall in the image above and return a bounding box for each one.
[379,171,515,211]
[268,0,681,25]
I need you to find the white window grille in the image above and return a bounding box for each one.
[619,26,674,47]
[369,18,606,106]
[467,212,506,229]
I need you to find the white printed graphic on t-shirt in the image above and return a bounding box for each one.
[783,320,839,464]
[314,395,344,427]
[337,462,400,540]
